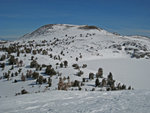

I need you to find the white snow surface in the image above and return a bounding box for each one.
[79,58,150,90]
[0,90,150,113]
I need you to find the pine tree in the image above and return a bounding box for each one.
[45,66,56,76]
[48,77,52,87]
[21,74,26,81]
[89,73,94,80]
[64,60,68,68]
[60,62,63,68]
[95,78,100,87]
[96,68,103,78]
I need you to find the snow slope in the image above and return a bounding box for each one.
[0,24,150,113]
[0,24,150,97]
[79,58,150,90]
[0,57,150,98]
[0,90,150,113]
[19,24,150,59]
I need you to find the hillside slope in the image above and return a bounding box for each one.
[0,24,150,98]
[20,24,150,59]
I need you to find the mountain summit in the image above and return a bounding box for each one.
[20,24,104,39]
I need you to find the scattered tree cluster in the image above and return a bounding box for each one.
[45,65,56,76]
[58,77,71,90]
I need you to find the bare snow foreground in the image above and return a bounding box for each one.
[0,90,150,113]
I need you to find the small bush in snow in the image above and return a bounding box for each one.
[14,79,17,83]
[82,64,87,68]
[76,57,78,61]
[21,89,28,95]
[30,60,39,68]
[3,72,9,79]
[15,72,18,76]
[48,77,52,87]
[11,73,14,77]
[32,72,39,79]
[0,54,6,61]
[89,73,94,80]
[32,50,37,55]
[60,62,63,68]
[36,76,43,84]
[77,70,84,76]
[0,63,5,69]
[18,68,22,74]
[78,87,82,91]
[8,55,18,65]
[64,60,68,68]
[42,64,47,68]
[107,72,115,88]
[31,56,34,60]
[45,66,56,76]
[26,70,32,78]
[101,78,107,87]
[72,64,80,69]
[72,80,80,87]
[96,68,103,78]
[21,74,26,81]
[82,78,86,82]
[128,86,131,90]
[121,84,126,90]
[106,87,111,91]
[25,48,31,53]
[17,51,20,57]
[95,78,100,87]
[42,50,48,55]
[92,88,95,91]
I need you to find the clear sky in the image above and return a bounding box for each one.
[0,0,150,40]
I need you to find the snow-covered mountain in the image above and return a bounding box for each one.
[0,24,150,113]
[20,24,150,59]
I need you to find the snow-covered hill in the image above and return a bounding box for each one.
[20,24,150,59]
[0,24,150,112]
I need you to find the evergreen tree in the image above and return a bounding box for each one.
[95,78,100,87]
[21,74,26,81]
[64,60,68,68]
[60,62,63,68]
[45,66,56,76]
[96,68,103,78]
[89,73,94,80]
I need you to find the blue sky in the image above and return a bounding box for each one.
[0,0,150,40]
